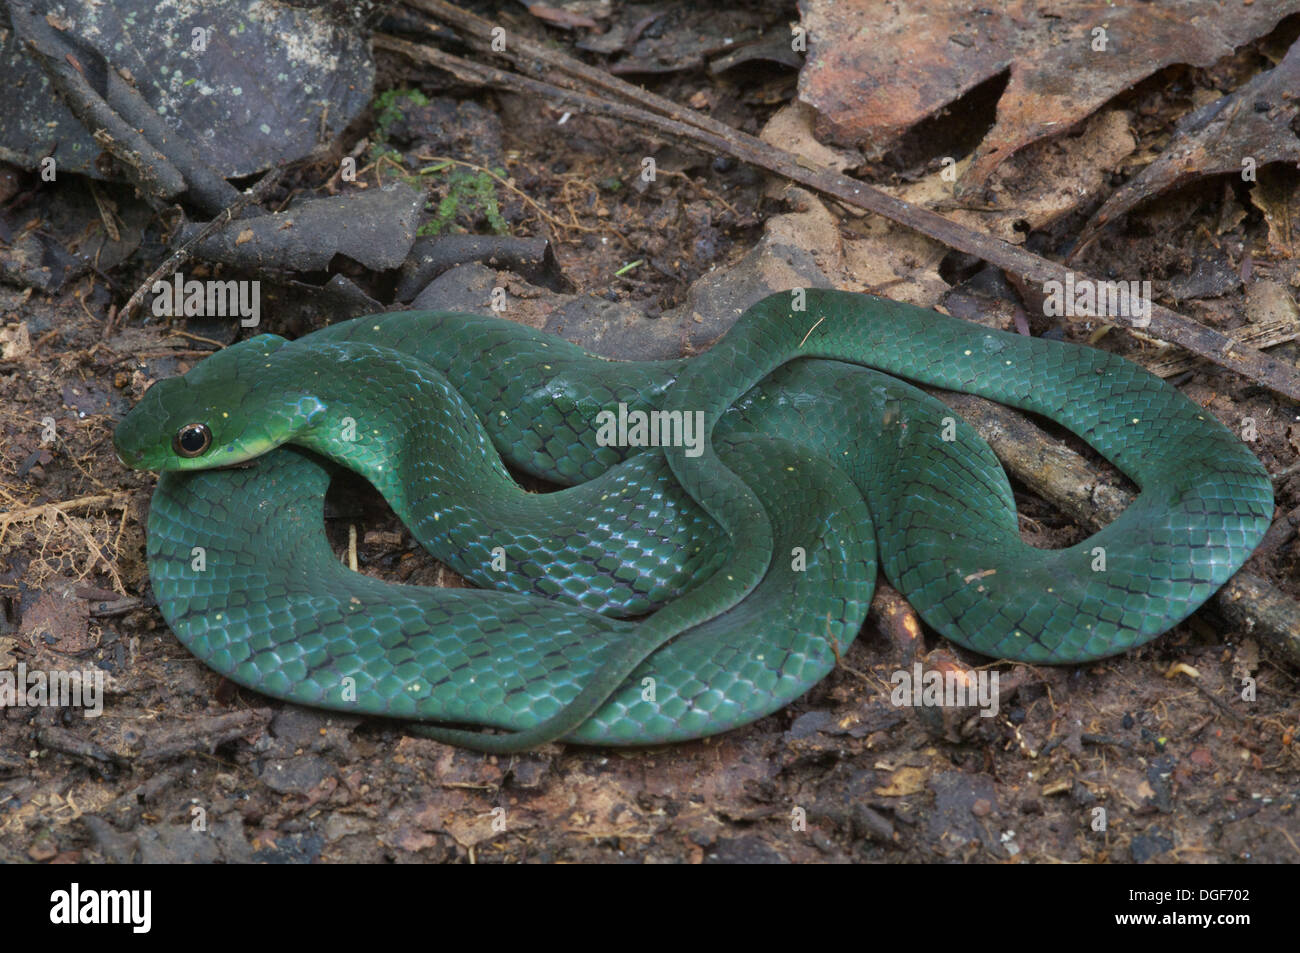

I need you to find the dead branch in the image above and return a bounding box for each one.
[937,390,1300,666]
[113,166,286,329]
[132,708,273,764]
[380,9,1300,404]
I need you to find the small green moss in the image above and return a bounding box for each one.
[419,167,509,236]
[369,88,507,236]
[372,88,430,143]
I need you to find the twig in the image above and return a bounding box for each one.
[166,329,230,348]
[111,166,285,332]
[36,725,128,768]
[9,4,185,201]
[1191,681,1248,724]
[379,13,1300,403]
[10,5,238,211]
[133,708,272,764]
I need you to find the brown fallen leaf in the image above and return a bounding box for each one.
[0,322,31,360]
[893,108,1137,245]
[1078,38,1300,253]
[394,826,440,853]
[1250,164,1300,262]
[798,0,1300,193]
[443,809,506,848]
[18,578,92,655]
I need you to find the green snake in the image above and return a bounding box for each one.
[113,290,1273,750]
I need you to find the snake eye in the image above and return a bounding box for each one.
[173,423,212,458]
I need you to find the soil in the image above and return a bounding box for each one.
[0,4,1297,864]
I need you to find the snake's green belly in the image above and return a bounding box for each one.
[137,291,1273,746]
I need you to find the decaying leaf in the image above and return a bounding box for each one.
[797,0,1300,193]
[1251,165,1300,263]
[1078,39,1300,251]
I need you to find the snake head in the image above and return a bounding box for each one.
[113,334,293,471]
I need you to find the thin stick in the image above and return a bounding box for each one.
[112,166,286,331]
[377,21,1300,404]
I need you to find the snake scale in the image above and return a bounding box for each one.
[113,290,1273,750]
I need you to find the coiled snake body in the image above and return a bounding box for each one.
[113,291,1273,749]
